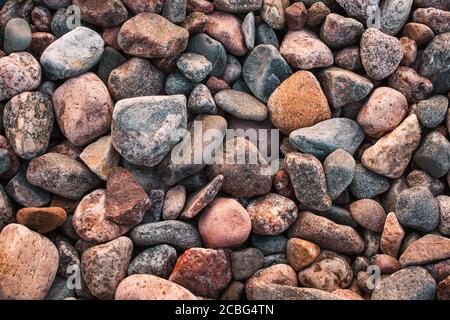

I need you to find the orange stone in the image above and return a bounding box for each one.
[16,207,67,234]
[268,71,331,134]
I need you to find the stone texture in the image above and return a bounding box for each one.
[414,131,450,178]
[324,149,356,200]
[187,33,227,77]
[413,7,450,34]
[177,53,212,83]
[350,163,390,199]
[380,0,413,35]
[162,185,186,220]
[245,264,297,299]
[4,18,32,54]
[231,248,264,280]
[415,95,448,128]
[388,67,433,103]
[320,13,363,48]
[72,0,128,27]
[215,89,267,121]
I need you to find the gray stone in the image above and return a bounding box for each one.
[187,33,227,77]
[43,0,71,10]
[318,205,358,228]
[396,186,440,232]
[324,149,356,200]
[215,89,267,121]
[289,118,364,159]
[97,47,127,84]
[0,185,13,231]
[320,13,364,48]
[437,195,450,236]
[242,12,255,50]
[250,234,288,255]
[416,95,448,128]
[40,27,104,80]
[165,71,197,96]
[128,244,177,279]
[213,0,262,12]
[187,84,217,114]
[51,8,81,38]
[380,0,414,35]
[231,248,265,281]
[350,163,390,199]
[45,276,75,300]
[0,149,11,176]
[57,240,80,278]
[163,0,187,24]
[255,23,279,49]
[420,33,450,94]
[263,254,288,267]
[3,18,31,54]
[177,53,212,82]
[414,131,450,178]
[142,190,165,223]
[335,0,380,21]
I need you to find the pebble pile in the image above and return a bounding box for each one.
[0,0,449,301]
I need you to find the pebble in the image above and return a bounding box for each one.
[181,12,208,35]
[3,91,53,159]
[246,264,297,299]
[115,274,196,300]
[130,220,202,250]
[380,212,405,258]
[372,267,436,300]
[187,84,217,114]
[57,240,80,278]
[413,7,450,34]
[165,71,197,95]
[241,12,255,51]
[206,76,230,94]
[247,193,298,235]
[187,33,227,77]
[27,153,100,200]
[400,37,417,66]
[118,13,189,59]
[143,190,165,223]
[285,153,331,212]
[128,244,177,279]
[437,196,450,236]
[407,170,444,196]
[16,207,66,234]
[396,186,440,232]
[40,27,104,80]
[73,189,131,243]
[242,44,292,103]
[287,238,320,271]
[108,57,165,101]
[320,206,358,228]
[213,0,262,12]
[50,8,77,38]
[403,22,435,47]
[414,131,450,178]
[425,259,450,283]
[231,248,264,280]
[0,224,58,300]
[162,185,186,220]
[220,54,242,83]
[31,6,52,31]
[380,0,413,35]
[285,2,307,31]
[255,23,279,48]
[73,0,128,27]
[290,118,364,158]
[206,137,273,198]
[361,114,421,179]
[335,47,362,71]
[400,234,450,267]
[438,276,450,300]
[298,251,353,292]
[350,199,387,233]
[415,95,449,128]
[306,1,330,27]
[28,32,56,59]
[268,71,330,135]
[251,234,288,255]
[360,28,403,80]
[288,212,364,255]
[177,53,212,82]
[0,185,13,231]
[323,149,356,200]
[221,281,245,300]
[0,52,41,101]
[215,89,267,121]
[371,254,402,274]
[206,12,247,57]
[388,67,433,103]
[260,0,285,30]
[52,73,113,146]
[318,67,373,108]
[249,283,342,300]
[111,95,187,167]
[4,18,32,54]
[81,237,133,300]
[198,198,251,248]
[163,0,187,24]
[320,14,363,48]
[169,248,232,298]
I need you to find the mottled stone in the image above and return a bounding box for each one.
[350,199,387,233]
[407,170,444,196]
[187,33,227,77]
[214,0,262,12]
[45,276,75,300]
[57,240,80,278]
[128,244,177,278]
[287,238,320,271]
[246,263,297,299]
[255,23,279,48]
[335,0,380,21]
[72,0,128,27]
[0,0,34,28]
[16,207,66,234]
[371,254,401,274]
[122,0,164,14]
[215,89,267,121]
[187,84,217,114]
[335,46,362,71]
[0,185,13,231]
[400,234,450,267]
[380,212,405,258]
[285,2,307,31]
[176,53,211,83]
[181,12,209,35]
[320,14,363,48]
[162,0,187,24]
[28,32,56,59]
[251,234,288,255]
[413,7,450,34]
[143,190,165,223]
[249,283,342,300]
[162,185,186,220]
[400,37,417,66]
[437,195,450,236]
[80,136,120,181]
[165,71,197,95]
[350,163,390,199]
[206,12,247,56]
[403,22,435,47]
[415,95,448,128]
[388,67,433,103]
[361,114,421,179]
[242,12,255,50]
[323,149,355,200]
[306,1,330,26]
[414,131,450,178]
[380,0,413,35]
[261,0,285,30]
[231,248,264,280]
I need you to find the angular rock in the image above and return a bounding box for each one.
[335,0,380,21]
[205,12,247,56]
[350,163,390,199]
[286,238,320,271]
[285,2,307,31]
[380,212,405,258]
[323,149,356,200]
[187,84,217,114]
[80,135,120,181]
[388,67,433,103]
[72,0,128,27]
[320,13,363,48]
[187,33,227,77]
[415,95,448,128]
[162,185,186,220]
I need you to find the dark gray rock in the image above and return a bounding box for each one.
[0,149,11,175]
[420,33,450,94]
[128,244,177,279]
[231,248,264,280]
[250,234,288,255]
[255,23,279,49]
[97,47,127,84]
[187,33,227,77]
[3,18,31,54]
[0,185,13,231]
[323,149,356,200]
[416,95,448,128]
[50,8,79,38]
[414,131,450,178]
[177,53,212,83]
[165,71,197,96]
[263,254,288,267]
[380,0,413,36]
[187,84,217,114]
[350,163,390,199]
[163,0,186,24]
[57,240,80,278]
[242,12,255,50]
[318,205,358,228]
[45,276,75,300]
[43,0,72,10]
[143,190,165,223]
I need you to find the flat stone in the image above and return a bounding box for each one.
[40,27,104,80]
[350,199,387,233]
[242,12,255,49]
[287,238,320,271]
[400,234,450,267]
[187,33,227,77]
[414,131,450,178]
[288,212,364,255]
[290,118,364,158]
[388,67,434,103]
[213,0,262,12]
[53,72,113,146]
[128,244,177,278]
[111,95,187,167]
[0,224,58,300]
[361,114,421,179]
[280,29,333,69]
[81,237,133,300]
[380,212,405,258]
[16,207,67,234]
[80,135,120,181]
[115,274,196,300]
[72,0,128,27]
[4,18,32,54]
[215,89,267,121]
[27,153,100,200]
[324,149,356,200]
[130,220,202,250]
[206,12,247,56]
[118,13,189,59]
[231,248,264,280]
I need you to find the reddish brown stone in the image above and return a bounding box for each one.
[335,46,362,71]
[402,22,435,47]
[28,32,56,58]
[16,207,67,234]
[48,140,83,160]
[102,27,121,50]
[413,7,450,34]
[187,0,214,13]
[122,0,164,14]
[272,168,295,199]
[169,248,232,298]
[380,212,405,258]
[286,238,320,271]
[349,199,387,233]
[246,264,297,300]
[206,76,230,95]
[306,1,330,27]
[400,234,450,267]
[205,12,247,56]
[31,6,52,31]
[151,55,179,74]
[437,276,450,300]
[399,37,417,66]
[285,2,307,31]
[50,196,80,215]
[371,254,402,274]
[388,67,434,103]
[181,12,208,35]
[72,0,129,27]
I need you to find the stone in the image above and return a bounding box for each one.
[31,6,52,32]
[0,52,41,101]
[28,32,56,59]
[287,238,320,271]
[206,137,273,198]
[180,175,223,220]
[350,163,390,199]
[198,198,251,248]
[57,240,80,278]
[73,189,131,243]
[45,276,75,300]
[128,244,177,279]
[187,84,217,114]
[16,207,67,234]
[102,27,121,50]
[396,186,440,232]
[288,212,364,255]
[320,14,363,48]
[206,76,230,94]
[260,0,285,30]
[206,12,247,56]
[130,220,202,250]
[242,44,292,103]
[0,149,10,176]
[242,12,255,49]
[319,206,358,228]
[177,53,212,83]
[380,212,405,258]
[380,0,413,35]
[425,259,450,282]
[169,248,232,298]
[220,55,241,84]
[162,0,187,24]
[413,7,450,34]
[403,22,435,46]
[298,251,353,292]
[72,0,128,27]
[318,67,373,108]
[285,153,331,212]
[437,196,450,235]
[0,185,13,231]
[335,46,362,71]
[350,199,387,233]
[400,37,417,66]
[414,131,450,178]
[360,28,403,80]
[143,190,165,223]
[247,193,298,236]
[0,0,34,28]
[187,0,214,13]
[251,234,288,255]
[231,248,264,280]
[80,135,120,181]
[255,23,279,48]
[290,118,364,158]
[181,12,208,35]
[388,67,433,103]
[400,234,450,267]
[115,274,196,300]
[111,95,187,167]
[40,27,104,80]
[438,276,450,300]
[306,1,330,26]
[165,71,197,95]
[0,224,58,300]
[27,153,100,200]
[371,254,402,274]
[4,18,32,54]
[268,71,330,135]
[280,29,333,69]
[407,170,444,196]
[220,281,245,300]
[213,0,262,12]
[53,72,113,146]
[324,149,356,200]
[118,13,189,59]
[361,114,421,179]
[4,91,53,159]
[372,266,436,300]
[187,33,227,77]
[215,89,267,121]
[108,57,165,101]
[162,185,186,220]
[415,95,449,128]
[50,8,80,38]
[285,2,307,31]
[81,237,133,300]
[248,283,342,300]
